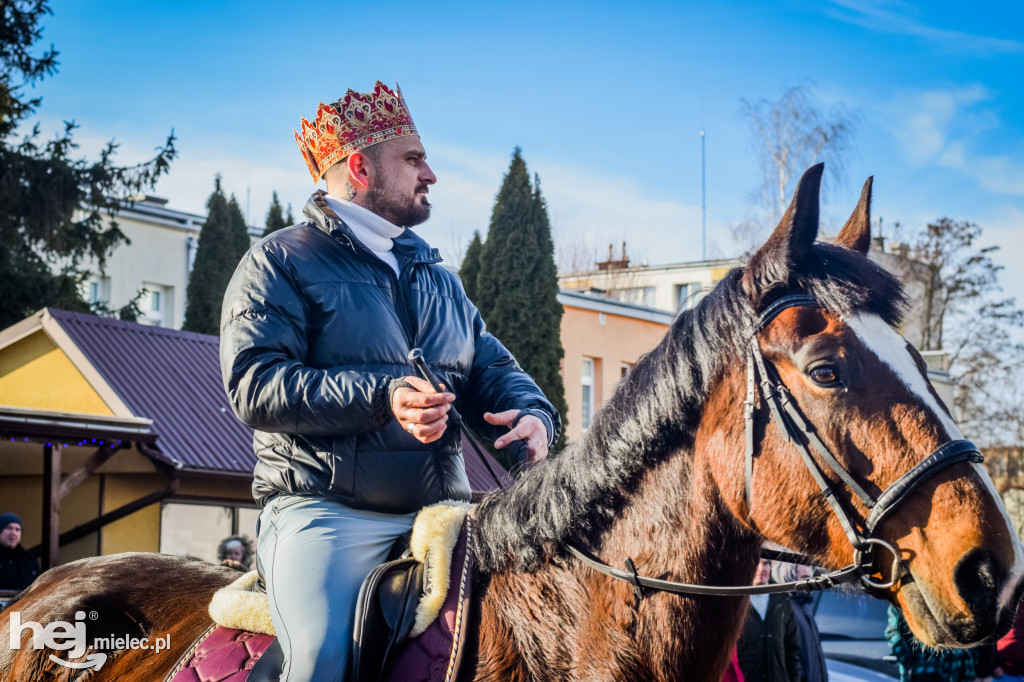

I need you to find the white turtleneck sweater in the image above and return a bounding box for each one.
[323,193,405,274]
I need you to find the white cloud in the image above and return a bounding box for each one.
[419,143,709,270]
[34,122,734,271]
[971,157,1024,197]
[882,86,1024,197]
[26,115,309,225]
[978,205,1024,302]
[827,0,1024,56]
[889,85,988,163]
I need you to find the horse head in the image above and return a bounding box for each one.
[713,163,1024,647]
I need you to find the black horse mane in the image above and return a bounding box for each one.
[472,241,907,573]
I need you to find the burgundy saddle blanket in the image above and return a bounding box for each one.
[166,625,275,682]
[167,517,474,682]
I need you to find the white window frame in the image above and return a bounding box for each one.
[581,357,595,431]
[677,282,700,311]
[140,282,168,327]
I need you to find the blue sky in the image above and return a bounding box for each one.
[23,0,1024,298]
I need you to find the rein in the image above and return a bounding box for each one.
[563,294,983,599]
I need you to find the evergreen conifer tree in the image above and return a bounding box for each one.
[262,191,287,237]
[0,0,175,327]
[229,194,251,258]
[285,204,295,225]
[459,230,484,303]
[476,149,568,448]
[183,177,252,334]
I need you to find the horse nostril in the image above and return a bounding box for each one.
[954,548,1002,614]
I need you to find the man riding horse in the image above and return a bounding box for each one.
[219,80,560,682]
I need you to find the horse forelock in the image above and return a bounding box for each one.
[471,241,908,574]
[789,242,907,327]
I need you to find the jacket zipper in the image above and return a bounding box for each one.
[321,207,451,494]
[332,229,417,347]
[393,265,417,349]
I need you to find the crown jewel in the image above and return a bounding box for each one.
[294,81,418,182]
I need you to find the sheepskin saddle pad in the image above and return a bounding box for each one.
[166,501,474,682]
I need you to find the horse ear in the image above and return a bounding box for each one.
[835,176,873,255]
[742,163,824,302]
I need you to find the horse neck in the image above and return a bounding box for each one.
[471,285,756,576]
[568,364,760,679]
[473,439,761,681]
[609,445,760,583]
[602,445,760,673]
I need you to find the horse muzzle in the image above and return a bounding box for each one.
[900,546,1024,647]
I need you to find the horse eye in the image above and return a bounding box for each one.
[809,365,839,386]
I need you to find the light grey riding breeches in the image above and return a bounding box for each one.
[256,494,416,682]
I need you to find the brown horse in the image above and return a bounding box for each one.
[3,164,1022,682]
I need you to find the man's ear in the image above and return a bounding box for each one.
[346,152,371,190]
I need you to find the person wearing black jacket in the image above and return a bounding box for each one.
[220,81,560,682]
[737,559,804,682]
[772,562,827,682]
[0,512,41,591]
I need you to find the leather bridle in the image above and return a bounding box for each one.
[567,294,984,598]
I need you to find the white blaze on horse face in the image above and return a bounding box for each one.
[845,314,961,440]
[848,313,1024,610]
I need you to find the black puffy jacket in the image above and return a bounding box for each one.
[737,594,804,682]
[0,543,40,591]
[220,191,559,513]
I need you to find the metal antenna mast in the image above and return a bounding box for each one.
[701,129,707,261]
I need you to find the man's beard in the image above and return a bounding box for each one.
[365,173,431,228]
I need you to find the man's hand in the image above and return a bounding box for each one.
[485,410,549,464]
[391,376,454,444]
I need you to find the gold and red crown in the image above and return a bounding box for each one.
[294,81,418,182]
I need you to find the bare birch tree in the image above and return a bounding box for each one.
[737,83,859,247]
[890,218,1024,498]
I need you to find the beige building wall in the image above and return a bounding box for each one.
[558,292,672,442]
[81,197,261,330]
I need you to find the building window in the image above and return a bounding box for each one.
[676,282,701,311]
[186,235,198,273]
[81,276,110,306]
[613,286,656,308]
[140,282,172,327]
[581,357,595,431]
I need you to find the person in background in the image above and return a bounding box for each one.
[217,534,254,571]
[886,604,980,682]
[737,558,803,682]
[771,562,828,682]
[0,512,41,591]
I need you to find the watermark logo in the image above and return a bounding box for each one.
[8,610,170,671]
